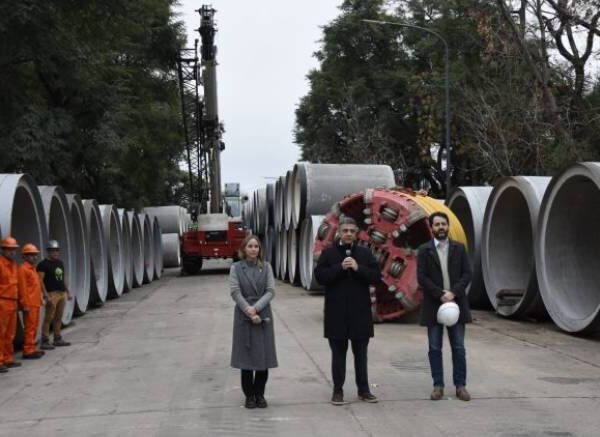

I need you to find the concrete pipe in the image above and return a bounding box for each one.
[127,211,144,288]
[38,186,76,325]
[287,227,301,285]
[152,216,163,279]
[82,199,108,304]
[299,215,325,291]
[118,209,132,292]
[535,162,600,333]
[481,176,551,318]
[162,233,181,268]
[291,163,396,229]
[0,174,48,348]
[283,170,293,230]
[274,176,285,232]
[0,174,48,263]
[253,187,267,236]
[66,194,91,315]
[279,229,288,281]
[139,212,154,283]
[143,206,184,235]
[264,226,276,271]
[99,204,125,298]
[446,187,493,308]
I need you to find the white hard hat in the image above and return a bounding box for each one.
[47,240,60,250]
[437,302,460,326]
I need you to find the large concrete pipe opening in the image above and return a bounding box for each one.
[143,206,184,235]
[162,233,181,268]
[446,187,493,308]
[0,174,47,262]
[99,205,124,298]
[287,228,301,285]
[118,209,132,292]
[291,163,396,229]
[299,215,325,291]
[283,170,293,231]
[152,216,163,279]
[128,211,144,287]
[139,213,154,283]
[536,162,600,333]
[82,200,108,304]
[265,183,275,231]
[66,194,91,315]
[481,176,550,318]
[39,186,75,325]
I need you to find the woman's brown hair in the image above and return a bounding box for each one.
[238,234,263,265]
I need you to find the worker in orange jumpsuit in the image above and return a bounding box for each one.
[0,237,23,373]
[18,244,47,359]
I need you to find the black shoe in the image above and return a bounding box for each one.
[245,395,256,409]
[255,394,268,408]
[41,342,55,351]
[0,364,8,373]
[331,391,348,405]
[358,392,378,403]
[5,362,21,368]
[53,338,71,347]
[23,351,44,359]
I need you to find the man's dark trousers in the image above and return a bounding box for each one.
[427,323,466,388]
[329,338,369,394]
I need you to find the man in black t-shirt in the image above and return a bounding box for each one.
[38,240,72,349]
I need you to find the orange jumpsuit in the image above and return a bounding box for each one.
[18,261,43,355]
[0,256,21,365]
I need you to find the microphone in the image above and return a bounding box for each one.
[345,247,353,275]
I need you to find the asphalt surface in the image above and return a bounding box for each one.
[1,261,599,436]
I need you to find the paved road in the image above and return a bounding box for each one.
[1,262,599,436]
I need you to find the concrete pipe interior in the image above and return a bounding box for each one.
[83,200,108,304]
[39,186,75,325]
[140,213,154,283]
[143,206,183,234]
[67,195,91,315]
[162,233,181,268]
[152,217,163,279]
[128,212,144,287]
[274,230,282,279]
[537,167,600,332]
[279,229,288,280]
[274,177,284,231]
[118,209,132,292]
[100,205,124,298]
[299,215,325,291]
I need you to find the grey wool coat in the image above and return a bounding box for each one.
[229,260,278,370]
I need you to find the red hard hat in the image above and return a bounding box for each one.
[1,237,19,248]
[21,244,40,255]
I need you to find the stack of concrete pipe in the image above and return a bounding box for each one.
[243,162,397,283]
[142,205,188,269]
[0,173,170,352]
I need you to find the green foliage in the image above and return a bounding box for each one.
[0,0,186,208]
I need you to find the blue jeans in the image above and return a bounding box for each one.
[427,323,466,388]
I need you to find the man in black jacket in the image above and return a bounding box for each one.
[417,212,472,401]
[314,216,381,405]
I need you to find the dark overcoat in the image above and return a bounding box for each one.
[230,260,278,370]
[417,239,472,326]
[314,244,381,339]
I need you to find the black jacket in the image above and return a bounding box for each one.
[314,244,381,339]
[417,239,472,326]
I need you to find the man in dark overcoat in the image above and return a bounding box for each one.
[417,211,472,402]
[314,216,381,405]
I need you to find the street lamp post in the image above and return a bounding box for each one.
[362,19,452,195]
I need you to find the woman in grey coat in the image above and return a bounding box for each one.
[230,235,278,409]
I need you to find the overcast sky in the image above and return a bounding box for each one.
[176,1,342,194]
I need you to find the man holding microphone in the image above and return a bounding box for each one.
[315,216,381,405]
